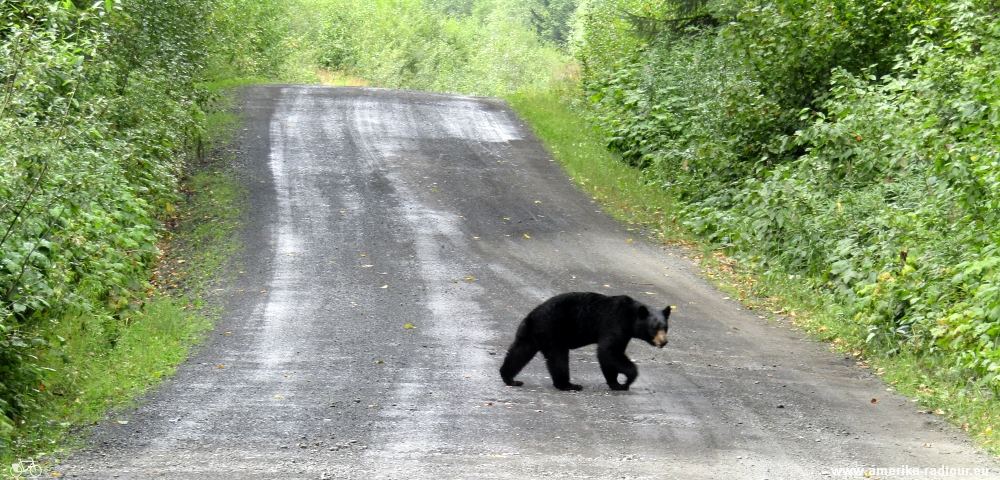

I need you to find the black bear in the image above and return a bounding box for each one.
[499,292,671,391]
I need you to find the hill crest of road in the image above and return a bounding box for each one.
[61,85,997,479]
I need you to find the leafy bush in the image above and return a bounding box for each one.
[577,0,1000,392]
[1,0,289,454]
[303,0,568,97]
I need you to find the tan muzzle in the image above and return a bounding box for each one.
[653,330,668,348]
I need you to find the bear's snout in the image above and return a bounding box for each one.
[652,330,668,347]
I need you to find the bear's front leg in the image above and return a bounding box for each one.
[597,345,638,391]
[542,348,582,391]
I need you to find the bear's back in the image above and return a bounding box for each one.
[527,292,637,349]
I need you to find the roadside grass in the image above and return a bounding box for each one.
[505,86,679,239]
[506,86,1000,456]
[2,88,248,473]
[316,69,370,86]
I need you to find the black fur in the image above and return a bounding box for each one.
[499,292,670,391]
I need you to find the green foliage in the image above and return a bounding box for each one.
[577,0,1000,398]
[528,0,578,46]
[507,86,677,233]
[0,0,288,457]
[303,0,568,97]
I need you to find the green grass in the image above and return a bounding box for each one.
[505,87,681,239]
[1,87,249,474]
[506,85,1000,456]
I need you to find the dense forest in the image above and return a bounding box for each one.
[4,0,1000,463]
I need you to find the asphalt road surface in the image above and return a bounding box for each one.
[60,85,999,479]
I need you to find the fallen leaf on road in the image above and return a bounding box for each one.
[360,253,366,257]
[404,323,415,329]
[464,276,476,281]
[535,200,541,204]
[375,360,385,364]
[627,238,633,243]
[362,265,373,268]
[935,409,945,415]
[870,398,877,404]
[535,410,543,413]
[217,365,225,369]
[487,402,493,406]
[523,234,530,239]
[117,420,128,425]
[275,395,283,399]
[380,285,388,289]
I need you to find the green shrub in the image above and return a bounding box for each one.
[576,0,1000,392]
[303,0,568,97]
[1,0,289,455]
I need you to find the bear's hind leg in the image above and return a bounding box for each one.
[500,338,538,387]
[597,345,638,391]
[543,348,582,391]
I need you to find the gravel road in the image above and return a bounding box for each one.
[58,85,998,479]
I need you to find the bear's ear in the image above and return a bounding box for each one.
[636,305,649,318]
[663,306,673,318]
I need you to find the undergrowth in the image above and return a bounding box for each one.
[1,0,275,465]
[508,82,1000,455]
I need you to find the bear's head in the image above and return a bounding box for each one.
[635,303,670,348]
